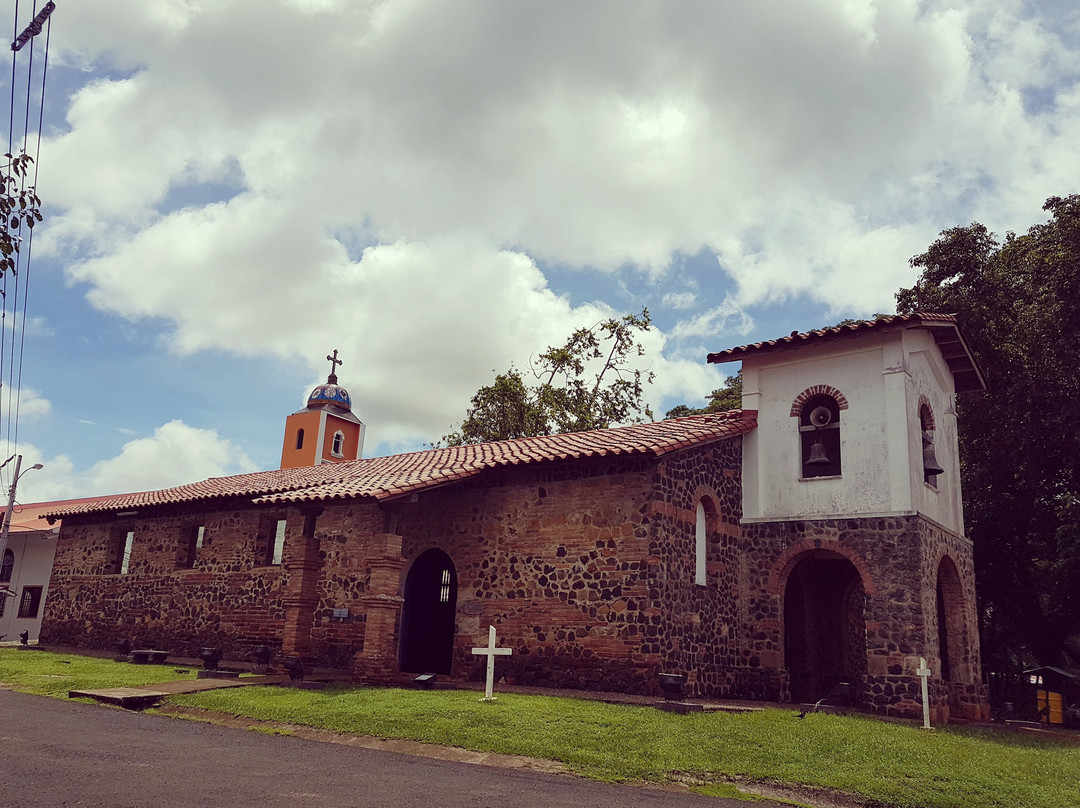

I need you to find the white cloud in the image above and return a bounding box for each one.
[13,420,257,503]
[672,296,754,342]
[661,292,697,311]
[26,0,1080,451]
[0,388,51,423]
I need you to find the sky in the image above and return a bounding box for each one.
[1,0,1078,504]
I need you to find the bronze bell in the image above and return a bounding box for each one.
[922,432,944,476]
[806,438,831,465]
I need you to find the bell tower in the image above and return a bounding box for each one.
[280,350,366,470]
[708,314,984,532]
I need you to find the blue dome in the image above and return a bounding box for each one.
[308,383,352,411]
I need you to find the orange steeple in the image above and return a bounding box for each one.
[280,350,366,469]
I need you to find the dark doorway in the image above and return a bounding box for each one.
[936,556,968,687]
[399,548,458,675]
[784,552,867,703]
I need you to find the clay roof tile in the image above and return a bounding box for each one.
[45,411,755,518]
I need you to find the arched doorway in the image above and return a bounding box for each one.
[399,548,458,675]
[936,556,968,684]
[783,551,867,703]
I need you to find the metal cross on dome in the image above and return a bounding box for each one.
[326,349,343,384]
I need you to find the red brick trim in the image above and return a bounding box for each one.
[933,552,966,609]
[767,540,876,596]
[789,386,849,417]
[693,485,721,530]
[644,495,740,536]
[646,500,695,525]
[934,553,974,684]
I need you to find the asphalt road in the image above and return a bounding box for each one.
[0,690,773,808]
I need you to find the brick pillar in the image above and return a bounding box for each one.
[352,532,406,684]
[280,509,323,667]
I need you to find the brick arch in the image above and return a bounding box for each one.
[692,486,724,587]
[767,539,876,597]
[935,553,972,684]
[918,395,935,430]
[789,385,849,417]
[773,541,873,702]
[399,547,457,675]
[692,485,722,528]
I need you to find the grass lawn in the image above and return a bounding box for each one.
[2,649,1077,808]
[0,647,197,697]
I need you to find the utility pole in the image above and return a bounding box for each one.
[0,454,43,592]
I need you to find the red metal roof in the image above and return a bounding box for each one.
[706,312,986,393]
[44,410,756,518]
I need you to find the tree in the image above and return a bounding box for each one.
[1,153,43,276]
[665,371,743,419]
[441,309,655,446]
[897,194,1080,668]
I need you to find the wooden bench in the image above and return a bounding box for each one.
[128,649,169,664]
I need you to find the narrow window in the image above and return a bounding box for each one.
[270,519,287,565]
[439,568,451,603]
[255,514,288,566]
[120,531,135,575]
[178,525,205,569]
[0,593,5,618]
[104,528,129,575]
[0,548,13,582]
[695,502,707,586]
[17,586,43,618]
[331,430,345,456]
[799,394,842,478]
[295,428,305,450]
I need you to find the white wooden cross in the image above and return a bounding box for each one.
[471,625,512,701]
[917,657,932,729]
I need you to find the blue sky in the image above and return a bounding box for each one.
[2,0,1078,503]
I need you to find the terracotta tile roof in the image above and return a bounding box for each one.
[2,495,126,532]
[44,410,756,518]
[707,312,986,393]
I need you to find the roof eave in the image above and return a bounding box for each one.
[706,314,986,394]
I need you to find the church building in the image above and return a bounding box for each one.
[40,313,989,721]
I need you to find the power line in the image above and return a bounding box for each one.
[1,1,53,491]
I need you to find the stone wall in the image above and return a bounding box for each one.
[39,438,986,720]
[392,455,661,693]
[740,513,987,720]
[636,439,745,697]
[42,503,295,658]
[385,439,745,697]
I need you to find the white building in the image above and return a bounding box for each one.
[1,498,111,644]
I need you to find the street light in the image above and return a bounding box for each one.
[0,455,44,576]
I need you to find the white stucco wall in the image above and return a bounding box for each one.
[901,329,965,532]
[0,529,58,643]
[739,327,966,534]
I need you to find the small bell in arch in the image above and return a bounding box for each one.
[806,437,831,466]
[922,431,944,476]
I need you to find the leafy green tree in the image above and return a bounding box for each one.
[897,194,1080,668]
[443,368,547,445]
[441,309,655,446]
[665,371,743,419]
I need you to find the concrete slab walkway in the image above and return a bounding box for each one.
[69,673,288,708]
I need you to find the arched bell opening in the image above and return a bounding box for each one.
[783,550,867,703]
[798,394,842,478]
[399,548,458,675]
